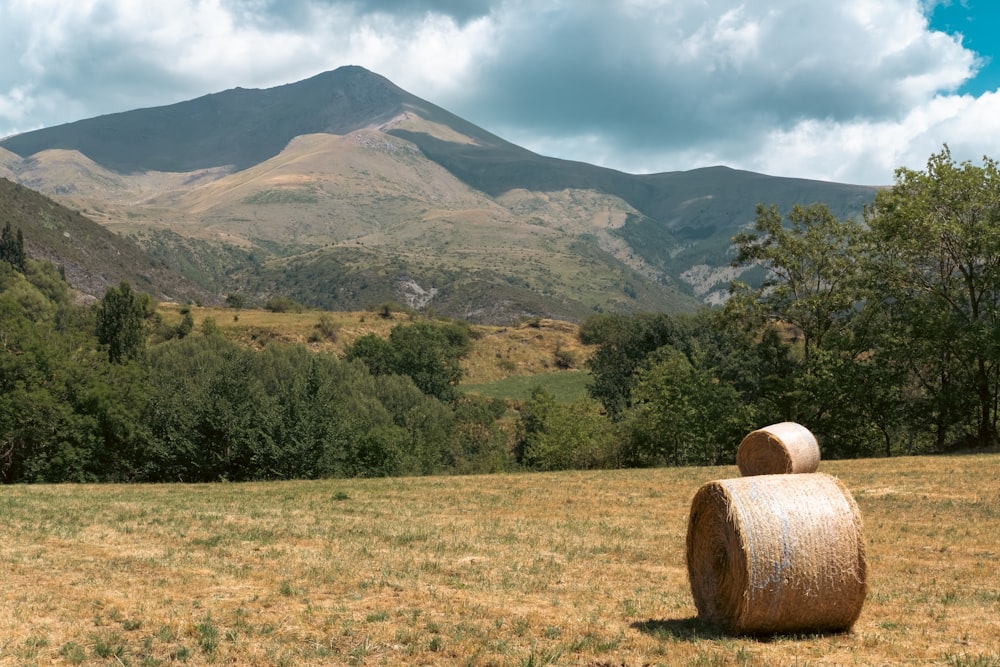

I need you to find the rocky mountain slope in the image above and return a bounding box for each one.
[0,66,878,322]
[0,176,211,304]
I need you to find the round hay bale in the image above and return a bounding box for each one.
[736,422,820,476]
[685,473,867,635]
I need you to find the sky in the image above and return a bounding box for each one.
[1,0,999,186]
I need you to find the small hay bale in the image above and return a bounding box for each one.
[736,421,820,476]
[685,473,867,635]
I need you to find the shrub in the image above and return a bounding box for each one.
[311,313,339,342]
[264,296,305,313]
[519,387,618,470]
[553,346,577,369]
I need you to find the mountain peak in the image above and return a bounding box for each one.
[0,66,420,174]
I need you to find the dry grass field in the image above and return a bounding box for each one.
[1,454,997,666]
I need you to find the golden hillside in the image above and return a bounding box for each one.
[159,304,595,386]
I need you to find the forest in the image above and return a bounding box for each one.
[1,148,998,483]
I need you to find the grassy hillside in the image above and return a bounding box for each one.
[462,370,592,403]
[1,454,996,665]
[0,178,212,303]
[161,305,595,388]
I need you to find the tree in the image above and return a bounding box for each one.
[449,396,513,474]
[622,347,748,467]
[264,295,305,313]
[0,274,149,483]
[175,310,194,339]
[224,293,246,309]
[863,147,1000,448]
[0,222,26,272]
[344,333,396,376]
[95,282,147,363]
[518,387,617,471]
[0,264,57,323]
[388,322,470,401]
[731,203,864,362]
[726,202,906,453]
[579,312,679,418]
[346,322,472,402]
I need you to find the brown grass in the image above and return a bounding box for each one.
[160,305,595,385]
[1,454,998,665]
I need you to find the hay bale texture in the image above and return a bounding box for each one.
[736,421,820,476]
[686,473,867,635]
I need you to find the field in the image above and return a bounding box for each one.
[461,371,591,403]
[1,454,998,666]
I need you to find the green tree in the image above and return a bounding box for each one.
[142,336,283,481]
[863,147,1000,448]
[344,333,395,375]
[176,310,194,339]
[0,222,25,272]
[579,312,679,418]
[95,282,147,363]
[264,295,305,313]
[388,322,470,402]
[224,293,246,309]
[731,203,864,362]
[372,372,455,475]
[726,202,900,454]
[346,321,472,402]
[25,260,70,309]
[518,387,617,471]
[0,278,146,483]
[682,309,799,427]
[449,396,514,474]
[0,263,57,323]
[622,347,748,467]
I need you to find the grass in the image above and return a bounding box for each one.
[462,370,592,403]
[1,454,998,665]
[160,305,596,389]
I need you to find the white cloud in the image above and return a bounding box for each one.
[743,92,1000,184]
[1,0,997,184]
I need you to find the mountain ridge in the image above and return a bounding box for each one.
[0,66,513,174]
[0,66,879,323]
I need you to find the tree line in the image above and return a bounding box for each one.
[1,147,997,482]
[521,147,1000,468]
[0,261,512,482]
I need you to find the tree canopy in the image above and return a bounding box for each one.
[2,147,999,483]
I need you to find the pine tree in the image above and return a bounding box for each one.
[15,228,25,272]
[0,222,24,271]
[95,281,146,363]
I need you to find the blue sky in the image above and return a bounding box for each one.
[2,0,999,186]
[928,0,1000,95]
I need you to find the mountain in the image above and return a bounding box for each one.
[0,66,879,323]
[0,176,212,304]
[1,68,418,173]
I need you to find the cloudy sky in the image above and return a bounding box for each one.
[1,0,998,185]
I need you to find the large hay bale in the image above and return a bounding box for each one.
[736,422,820,476]
[686,473,867,635]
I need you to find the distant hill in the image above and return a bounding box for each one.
[0,177,212,304]
[0,66,879,322]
